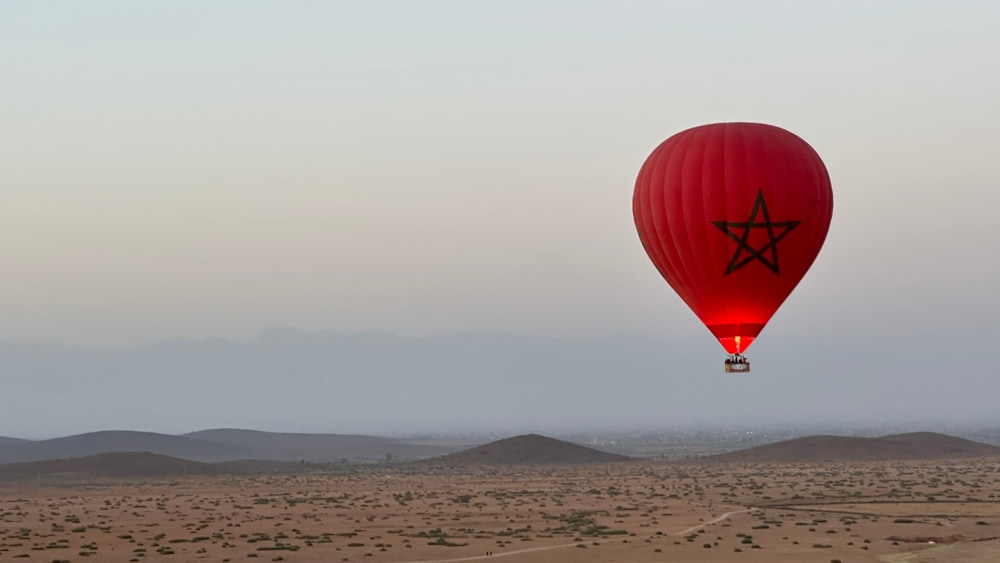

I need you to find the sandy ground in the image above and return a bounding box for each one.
[1,459,998,562]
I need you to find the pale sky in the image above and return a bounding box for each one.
[2,1,998,349]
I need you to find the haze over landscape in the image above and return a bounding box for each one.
[8,5,1000,562]
[2,1,999,441]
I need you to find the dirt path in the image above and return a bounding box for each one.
[400,542,582,563]
[399,507,753,563]
[673,507,754,536]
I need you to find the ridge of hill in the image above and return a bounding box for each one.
[0,431,251,464]
[710,432,1000,463]
[879,432,1000,457]
[0,451,225,481]
[185,428,396,444]
[184,428,471,461]
[0,437,29,446]
[433,434,632,465]
[0,429,475,465]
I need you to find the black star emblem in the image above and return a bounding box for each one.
[711,190,800,276]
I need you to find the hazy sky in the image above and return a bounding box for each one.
[2,1,998,350]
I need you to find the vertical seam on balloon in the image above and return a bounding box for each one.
[658,135,693,304]
[767,125,793,331]
[651,136,686,303]
[705,124,724,298]
[705,125,723,311]
[738,123,754,339]
[636,154,675,292]
[637,141,687,305]
[639,149,670,292]
[758,124,787,338]
[671,130,698,311]
[677,130,697,309]
[689,127,712,308]
[721,123,738,331]
[691,125,714,305]
[714,123,732,343]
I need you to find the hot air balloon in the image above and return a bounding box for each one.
[633,122,833,372]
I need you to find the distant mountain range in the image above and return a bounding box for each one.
[708,432,1000,463]
[0,428,477,465]
[0,434,633,482]
[1,431,999,483]
[2,327,998,438]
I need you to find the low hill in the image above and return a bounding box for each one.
[879,432,1000,457]
[0,431,250,464]
[433,434,632,465]
[0,429,475,464]
[0,436,29,446]
[0,452,226,482]
[710,432,1000,463]
[184,428,470,461]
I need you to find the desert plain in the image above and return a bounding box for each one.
[2,457,1000,563]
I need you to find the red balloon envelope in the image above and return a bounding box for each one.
[633,122,833,355]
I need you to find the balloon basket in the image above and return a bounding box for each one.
[724,354,750,373]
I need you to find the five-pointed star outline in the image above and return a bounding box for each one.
[711,189,800,276]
